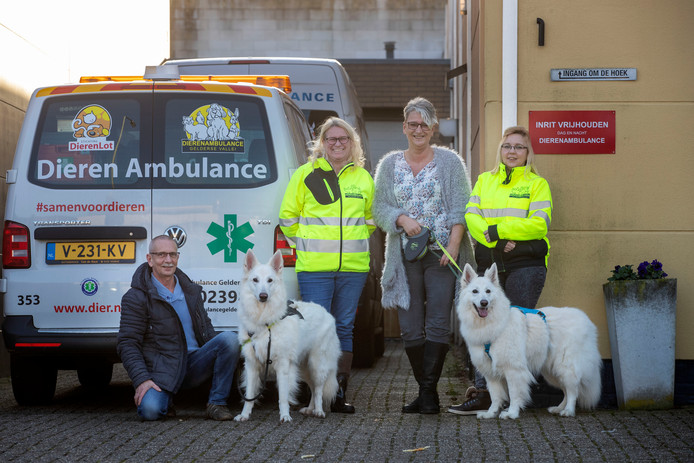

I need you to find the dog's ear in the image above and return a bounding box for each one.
[270,249,284,273]
[244,249,258,272]
[462,263,477,286]
[484,263,500,286]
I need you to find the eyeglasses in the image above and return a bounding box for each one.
[325,136,350,145]
[406,121,431,131]
[501,144,528,152]
[150,251,180,259]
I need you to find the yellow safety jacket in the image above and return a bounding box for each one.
[279,157,376,273]
[465,165,552,271]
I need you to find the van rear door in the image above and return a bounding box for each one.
[8,85,153,332]
[149,83,289,330]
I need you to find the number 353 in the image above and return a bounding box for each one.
[18,294,40,305]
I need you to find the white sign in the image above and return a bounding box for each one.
[551,68,637,81]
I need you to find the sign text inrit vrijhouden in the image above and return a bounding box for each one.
[529,111,616,154]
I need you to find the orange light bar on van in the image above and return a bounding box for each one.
[15,343,61,347]
[80,75,292,93]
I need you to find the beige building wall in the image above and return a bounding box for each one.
[468,0,693,359]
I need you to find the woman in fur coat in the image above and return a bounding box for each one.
[372,97,474,414]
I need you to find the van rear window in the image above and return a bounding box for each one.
[155,94,277,188]
[30,95,150,189]
[29,93,278,189]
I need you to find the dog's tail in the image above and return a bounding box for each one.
[578,351,603,409]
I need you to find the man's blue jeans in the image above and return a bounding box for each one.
[138,331,239,421]
[297,271,368,352]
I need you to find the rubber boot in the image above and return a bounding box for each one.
[331,352,356,413]
[418,340,449,414]
[402,341,425,413]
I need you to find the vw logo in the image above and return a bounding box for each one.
[165,226,187,248]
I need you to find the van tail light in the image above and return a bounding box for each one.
[274,225,297,267]
[3,221,31,269]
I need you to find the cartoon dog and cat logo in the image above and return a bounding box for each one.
[181,103,245,153]
[69,105,115,151]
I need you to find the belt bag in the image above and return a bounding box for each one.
[404,227,431,262]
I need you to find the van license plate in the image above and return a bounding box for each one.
[46,241,136,264]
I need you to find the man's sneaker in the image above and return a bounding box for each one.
[166,404,177,418]
[447,387,491,415]
[206,403,233,421]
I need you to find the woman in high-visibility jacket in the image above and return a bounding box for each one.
[448,125,553,416]
[279,117,375,414]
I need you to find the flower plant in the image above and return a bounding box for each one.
[608,259,668,282]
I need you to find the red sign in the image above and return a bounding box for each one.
[529,111,615,154]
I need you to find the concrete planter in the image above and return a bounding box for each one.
[603,279,677,410]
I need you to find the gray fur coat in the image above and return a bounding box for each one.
[372,146,475,310]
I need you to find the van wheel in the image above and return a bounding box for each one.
[77,364,113,390]
[10,356,57,406]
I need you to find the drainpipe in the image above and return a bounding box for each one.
[502,0,518,130]
[466,2,473,171]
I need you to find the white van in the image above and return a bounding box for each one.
[1,67,313,404]
[166,57,385,367]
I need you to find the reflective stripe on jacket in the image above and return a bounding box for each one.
[465,165,552,271]
[279,157,375,272]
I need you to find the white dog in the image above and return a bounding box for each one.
[234,249,340,423]
[456,263,602,419]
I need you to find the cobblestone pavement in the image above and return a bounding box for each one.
[0,339,693,462]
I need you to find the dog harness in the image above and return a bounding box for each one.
[483,306,547,360]
[238,301,305,402]
[241,300,304,345]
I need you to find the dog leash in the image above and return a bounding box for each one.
[237,301,304,402]
[429,233,463,277]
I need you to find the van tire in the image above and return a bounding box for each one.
[77,364,113,390]
[10,356,57,406]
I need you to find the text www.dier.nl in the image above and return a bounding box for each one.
[54,304,121,313]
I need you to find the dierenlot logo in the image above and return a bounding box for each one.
[206,214,254,263]
[69,105,115,151]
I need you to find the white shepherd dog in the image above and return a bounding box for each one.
[456,263,602,419]
[234,249,340,423]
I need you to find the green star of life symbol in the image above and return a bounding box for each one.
[206,214,254,263]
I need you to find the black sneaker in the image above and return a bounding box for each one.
[447,387,491,415]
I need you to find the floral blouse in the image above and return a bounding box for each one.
[393,152,449,250]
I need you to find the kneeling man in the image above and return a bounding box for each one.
[118,235,239,421]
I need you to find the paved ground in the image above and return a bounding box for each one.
[0,339,693,462]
